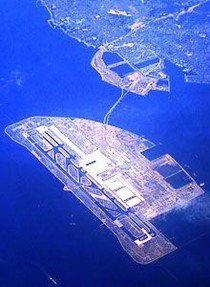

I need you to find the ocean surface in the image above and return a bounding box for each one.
[0,1,210,286]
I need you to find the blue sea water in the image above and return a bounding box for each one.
[0,1,210,286]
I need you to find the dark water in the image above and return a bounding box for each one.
[0,1,210,286]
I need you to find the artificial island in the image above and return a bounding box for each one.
[5,117,204,263]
